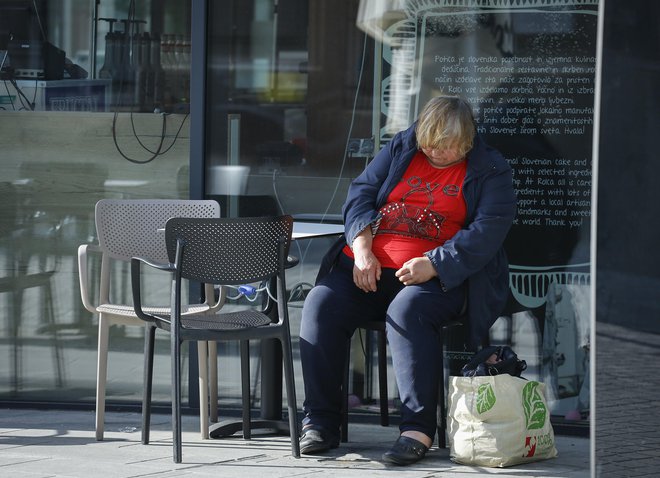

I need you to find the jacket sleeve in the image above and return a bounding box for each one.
[342,133,400,246]
[425,159,517,290]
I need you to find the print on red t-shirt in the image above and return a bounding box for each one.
[344,151,467,269]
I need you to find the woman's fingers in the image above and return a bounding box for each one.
[353,266,379,292]
[395,265,411,284]
[353,251,381,292]
[395,257,437,285]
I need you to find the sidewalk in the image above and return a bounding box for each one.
[0,408,589,478]
[595,321,660,477]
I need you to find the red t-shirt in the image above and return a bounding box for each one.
[344,151,467,269]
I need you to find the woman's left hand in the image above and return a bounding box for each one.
[395,256,437,285]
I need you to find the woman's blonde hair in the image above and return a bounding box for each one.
[415,96,476,157]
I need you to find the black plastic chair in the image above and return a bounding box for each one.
[341,317,466,448]
[131,215,300,463]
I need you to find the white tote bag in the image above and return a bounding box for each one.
[447,375,558,467]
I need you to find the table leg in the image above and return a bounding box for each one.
[209,275,291,439]
[208,338,290,438]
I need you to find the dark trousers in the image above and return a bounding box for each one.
[299,253,466,439]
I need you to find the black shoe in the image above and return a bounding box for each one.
[299,426,340,455]
[382,435,429,465]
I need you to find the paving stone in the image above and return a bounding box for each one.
[0,408,589,478]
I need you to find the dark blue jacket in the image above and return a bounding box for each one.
[318,123,517,350]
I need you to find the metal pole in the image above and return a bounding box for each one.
[90,0,100,78]
[372,38,383,157]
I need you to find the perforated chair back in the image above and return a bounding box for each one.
[81,199,222,444]
[165,216,293,285]
[95,199,220,262]
[153,215,299,462]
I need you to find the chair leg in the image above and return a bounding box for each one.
[240,340,251,440]
[281,334,300,457]
[209,341,218,423]
[95,315,110,441]
[172,334,182,463]
[437,341,447,449]
[343,326,389,442]
[45,282,65,388]
[9,285,21,394]
[142,324,155,445]
[376,329,389,427]
[340,340,350,443]
[198,341,210,439]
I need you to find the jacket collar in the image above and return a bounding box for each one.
[466,134,496,174]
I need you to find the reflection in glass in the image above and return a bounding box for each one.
[0,2,194,407]
[358,0,597,425]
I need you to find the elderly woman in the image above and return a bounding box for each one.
[299,96,517,465]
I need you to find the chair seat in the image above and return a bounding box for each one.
[151,309,273,333]
[182,311,273,331]
[96,303,212,317]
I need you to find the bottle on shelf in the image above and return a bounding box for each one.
[134,32,152,111]
[150,33,165,112]
[160,33,178,111]
[98,18,119,108]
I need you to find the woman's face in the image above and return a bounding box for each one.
[420,146,465,169]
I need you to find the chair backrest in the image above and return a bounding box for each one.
[165,216,293,285]
[95,199,220,263]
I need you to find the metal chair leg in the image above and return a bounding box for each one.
[172,334,182,463]
[209,341,218,423]
[95,315,110,441]
[198,341,210,439]
[281,333,301,457]
[437,341,447,449]
[341,341,350,442]
[342,323,390,442]
[240,340,251,440]
[376,328,389,427]
[142,324,155,445]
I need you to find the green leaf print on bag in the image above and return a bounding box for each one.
[476,383,496,414]
[522,381,547,430]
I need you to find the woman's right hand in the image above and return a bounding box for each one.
[352,229,381,292]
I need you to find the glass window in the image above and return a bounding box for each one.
[0,0,190,113]
[205,0,596,428]
[1,0,597,434]
[0,0,194,408]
